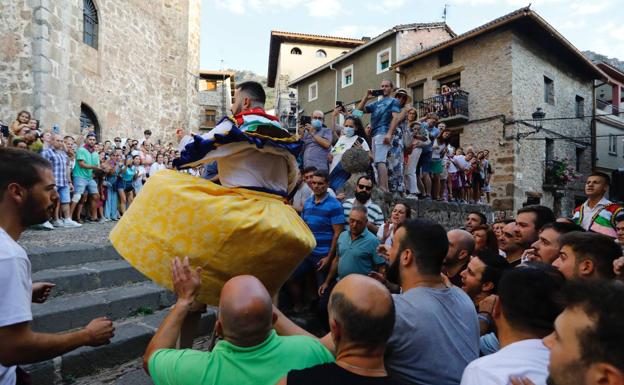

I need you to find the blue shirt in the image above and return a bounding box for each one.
[302,193,345,256]
[365,97,401,137]
[41,148,69,187]
[336,229,383,279]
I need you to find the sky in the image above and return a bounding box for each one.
[199,0,624,76]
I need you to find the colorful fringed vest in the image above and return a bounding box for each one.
[572,201,623,238]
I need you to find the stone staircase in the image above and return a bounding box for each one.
[23,244,217,384]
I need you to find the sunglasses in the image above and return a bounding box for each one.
[357,184,372,191]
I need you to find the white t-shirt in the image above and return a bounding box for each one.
[460,339,549,385]
[329,135,370,172]
[0,228,33,385]
[149,162,166,176]
[449,154,468,174]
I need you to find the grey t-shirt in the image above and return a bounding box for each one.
[386,286,479,385]
[303,126,333,172]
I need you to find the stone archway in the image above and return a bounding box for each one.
[80,103,100,141]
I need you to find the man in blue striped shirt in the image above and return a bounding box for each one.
[295,170,345,292]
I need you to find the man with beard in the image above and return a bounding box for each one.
[274,219,479,385]
[460,264,565,385]
[464,211,487,232]
[0,149,114,385]
[499,222,524,266]
[515,205,556,251]
[342,176,384,235]
[443,229,475,287]
[552,231,621,281]
[520,222,584,265]
[510,280,624,385]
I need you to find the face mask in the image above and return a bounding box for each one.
[344,126,355,137]
[352,109,364,118]
[355,191,370,203]
[312,119,322,129]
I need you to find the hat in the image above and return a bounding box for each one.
[86,132,97,139]
[395,88,411,103]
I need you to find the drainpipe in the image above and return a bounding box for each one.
[32,0,45,120]
[329,63,338,107]
[591,80,597,170]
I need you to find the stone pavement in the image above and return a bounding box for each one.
[19,221,116,251]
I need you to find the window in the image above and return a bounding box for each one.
[609,134,617,155]
[412,84,424,105]
[377,48,391,74]
[199,79,217,91]
[438,48,453,67]
[309,82,318,101]
[544,76,554,105]
[290,47,302,55]
[341,65,353,88]
[204,109,216,128]
[83,0,99,49]
[315,49,327,58]
[575,95,584,118]
[545,138,554,163]
[575,147,584,172]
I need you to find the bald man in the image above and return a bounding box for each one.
[443,229,475,287]
[276,275,400,385]
[144,258,333,385]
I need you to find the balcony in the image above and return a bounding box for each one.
[542,159,580,192]
[416,90,469,125]
[597,99,624,124]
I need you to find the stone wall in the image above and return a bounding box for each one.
[0,0,200,142]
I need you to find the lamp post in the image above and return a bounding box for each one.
[532,107,545,132]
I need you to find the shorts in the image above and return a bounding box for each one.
[372,134,390,164]
[419,150,433,174]
[116,179,134,193]
[451,172,463,189]
[56,185,70,204]
[72,177,98,202]
[430,158,444,174]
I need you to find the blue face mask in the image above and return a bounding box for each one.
[312,119,322,129]
[352,109,364,118]
[344,126,355,137]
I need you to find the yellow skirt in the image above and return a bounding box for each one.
[109,170,316,305]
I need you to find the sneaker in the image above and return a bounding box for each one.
[40,221,55,230]
[405,193,419,200]
[98,218,107,223]
[62,219,82,228]
[51,220,63,227]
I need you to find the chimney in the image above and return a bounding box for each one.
[361,36,371,42]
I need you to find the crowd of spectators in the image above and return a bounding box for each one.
[0,111,193,229]
[2,83,624,385]
[300,80,493,204]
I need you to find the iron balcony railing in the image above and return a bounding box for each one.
[416,89,469,123]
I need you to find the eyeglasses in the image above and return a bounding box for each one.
[114,139,121,142]
[357,184,372,191]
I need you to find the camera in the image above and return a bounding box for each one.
[371,89,384,97]
[336,101,346,113]
[300,116,311,126]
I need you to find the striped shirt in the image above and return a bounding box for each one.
[302,193,345,256]
[342,198,384,226]
[41,148,69,187]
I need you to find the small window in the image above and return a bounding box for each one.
[545,138,554,163]
[575,95,584,118]
[290,47,302,55]
[438,48,453,67]
[309,82,318,101]
[204,109,216,128]
[544,76,554,105]
[341,65,353,88]
[377,48,391,74]
[609,134,617,155]
[83,0,99,49]
[199,79,217,91]
[315,49,327,58]
[575,147,584,172]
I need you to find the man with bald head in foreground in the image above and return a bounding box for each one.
[143,258,333,385]
[276,274,400,385]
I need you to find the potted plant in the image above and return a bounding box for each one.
[543,158,581,191]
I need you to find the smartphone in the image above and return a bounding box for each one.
[356,137,364,145]
[336,101,345,112]
[371,89,384,97]
[300,116,311,126]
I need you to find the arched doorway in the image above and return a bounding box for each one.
[80,103,100,141]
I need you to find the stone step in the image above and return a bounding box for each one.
[32,259,148,298]
[28,244,121,273]
[32,282,176,333]
[26,308,217,384]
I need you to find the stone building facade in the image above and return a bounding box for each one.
[393,8,603,216]
[0,0,201,142]
[198,70,234,130]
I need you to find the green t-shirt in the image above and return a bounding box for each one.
[148,330,334,385]
[73,146,99,179]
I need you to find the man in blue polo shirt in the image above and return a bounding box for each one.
[319,206,384,296]
[288,170,344,311]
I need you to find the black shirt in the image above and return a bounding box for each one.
[287,363,402,385]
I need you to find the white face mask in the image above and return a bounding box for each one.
[344,126,355,137]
